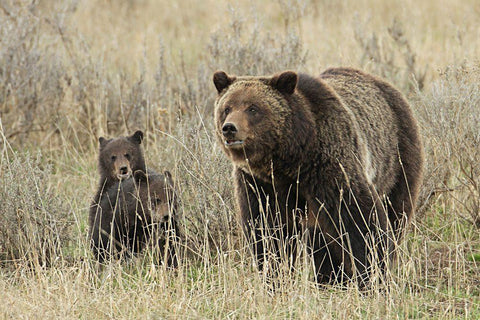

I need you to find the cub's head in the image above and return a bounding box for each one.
[98,130,145,183]
[133,170,177,225]
[213,70,298,168]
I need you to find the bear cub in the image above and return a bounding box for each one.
[90,130,146,228]
[89,170,179,266]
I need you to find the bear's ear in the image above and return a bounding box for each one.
[270,71,298,95]
[129,130,144,145]
[213,71,235,94]
[99,137,111,149]
[134,170,148,182]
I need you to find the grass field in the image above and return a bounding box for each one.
[1,0,479,318]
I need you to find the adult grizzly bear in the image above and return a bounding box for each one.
[213,67,423,285]
[89,170,179,266]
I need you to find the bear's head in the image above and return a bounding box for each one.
[132,170,177,225]
[213,71,298,171]
[98,130,146,184]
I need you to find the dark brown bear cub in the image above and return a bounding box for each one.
[89,170,179,266]
[213,68,423,285]
[90,130,146,226]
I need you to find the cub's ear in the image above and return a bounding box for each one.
[270,71,297,95]
[163,170,174,186]
[129,130,144,144]
[134,170,148,182]
[99,137,111,149]
[213,71,235,94]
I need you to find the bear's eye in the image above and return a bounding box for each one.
[124,153,130,160]
[111,155,116,161]
[224,107,231,115]
[248,105,258,114]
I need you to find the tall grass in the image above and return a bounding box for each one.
[0,146,72,267]
[0,0,479,318]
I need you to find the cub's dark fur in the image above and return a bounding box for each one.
[89,170,179,266]
[90,130,146,225]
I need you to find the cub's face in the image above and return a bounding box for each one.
[99,130,144,182]
[213,71,298,169]
[134,171,177,225]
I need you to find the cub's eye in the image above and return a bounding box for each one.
[248,105,258,114]
[151,198,162,209]
[111,155,116,161]
[224,107,231,115]
[124,153,130,160]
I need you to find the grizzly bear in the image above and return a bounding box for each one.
[213,67,423,285]
[89,170,179,266]
[90,130,146,223]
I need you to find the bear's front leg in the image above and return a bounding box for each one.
[235,169,272,272]
[90,208,123,263]
[158,219,180,268]
[235,169,300,280]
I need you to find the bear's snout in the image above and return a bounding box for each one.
[222,122,238,137]
[150,202,171,224]
[119,166,129,175]
[115,162,132,180]
[222,122,245,147]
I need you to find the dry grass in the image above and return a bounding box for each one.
[0,0,479,318]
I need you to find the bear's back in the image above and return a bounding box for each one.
[307,68,401,192]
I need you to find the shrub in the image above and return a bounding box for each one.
[415,64,480,227]
[0,151,72,267]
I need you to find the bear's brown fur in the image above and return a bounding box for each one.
[97,130,145,189]
[89,170,179,266]
[213,67,423,285]
[90,130,146,225]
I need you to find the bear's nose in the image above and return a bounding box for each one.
[119,166,129,174]
[222,123,237,137]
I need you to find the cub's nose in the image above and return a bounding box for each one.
[119,166,129,175]
[222,123,237,137]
